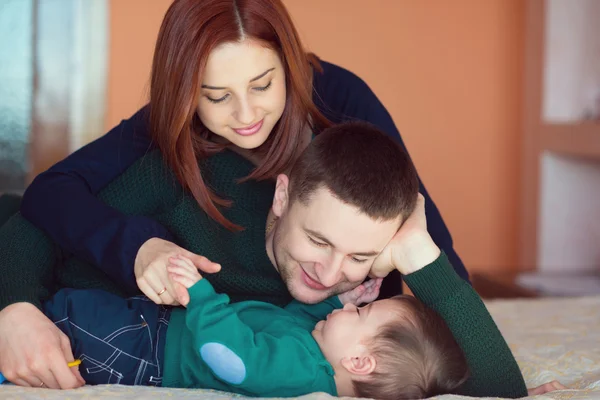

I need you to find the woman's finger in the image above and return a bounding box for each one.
[143,267,177,304]
[137,277,164,304]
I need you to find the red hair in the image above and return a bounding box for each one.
[149,0,330,230]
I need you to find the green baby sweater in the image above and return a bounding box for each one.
[163,279,339,396]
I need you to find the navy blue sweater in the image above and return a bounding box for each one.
[21,59,469,294]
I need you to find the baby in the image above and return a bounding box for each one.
[43,255,468,399]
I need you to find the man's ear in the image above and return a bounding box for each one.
[341,354,377,377]
[272,174,290,218]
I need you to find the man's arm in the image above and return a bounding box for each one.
[404,253,527,398]
[0,213,84,389]
[375,195,527,398]
[0,212,56,311]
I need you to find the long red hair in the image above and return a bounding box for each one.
[149,0,330,230]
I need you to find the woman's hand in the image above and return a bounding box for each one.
[338,278,382,306]
[166,255,204,307]
[134,238,220,305]
[0,303,85,389]
[371,194,440,277]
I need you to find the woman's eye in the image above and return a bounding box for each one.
[207,94,229,104]
[253,81,272,92]
[351,257,368,264]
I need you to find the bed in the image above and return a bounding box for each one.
[0,295,598,400]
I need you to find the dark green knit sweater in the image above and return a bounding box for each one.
[0,150,527,398]
[0,150,289,309]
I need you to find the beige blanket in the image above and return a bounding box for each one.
[1,296,598,399]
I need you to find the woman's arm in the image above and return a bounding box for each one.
[20,107,175,287]
[312,60,468,282]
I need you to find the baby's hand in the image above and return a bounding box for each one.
[167,255,203,307]
[338,278,382,306]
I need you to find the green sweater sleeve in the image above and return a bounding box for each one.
[185,279,333,395]
[283,297,342,326]
[403,252,527,398]
[0,212,57,311]
[0,151,181,311]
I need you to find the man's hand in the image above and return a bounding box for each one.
[527,380,567,395]
[371,194,440,277]
[167,255,204,307]
[338,278,382,306]
[0,303,85,389]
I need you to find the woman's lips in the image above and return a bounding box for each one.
[233,119,264,136]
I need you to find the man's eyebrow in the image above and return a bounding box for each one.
[201,67,275,90]
[304,229,379,257]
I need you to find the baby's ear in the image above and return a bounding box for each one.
[341,354,377,376]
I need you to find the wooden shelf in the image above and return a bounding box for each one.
[541,122,600,159]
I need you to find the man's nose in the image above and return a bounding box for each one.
[316,255,344,287]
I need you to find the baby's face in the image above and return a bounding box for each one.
[312,299,402,364]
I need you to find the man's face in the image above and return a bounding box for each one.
[270,176,402,304]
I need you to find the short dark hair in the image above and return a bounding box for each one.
[353,295,469,399]
[288,121,419,221]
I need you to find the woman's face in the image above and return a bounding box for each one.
[197,39,287,149]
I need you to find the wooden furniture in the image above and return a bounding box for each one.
[519,0,600,295]
[471,273,539,300]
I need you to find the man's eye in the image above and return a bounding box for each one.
[308,237,327,248]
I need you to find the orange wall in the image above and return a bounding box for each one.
[107,0,524,274]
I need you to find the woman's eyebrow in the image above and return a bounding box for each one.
[201,67,275,90]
